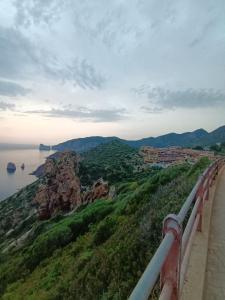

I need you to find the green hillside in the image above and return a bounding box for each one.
[79,140,146,186]
[0,154,210,300]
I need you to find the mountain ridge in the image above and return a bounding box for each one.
[50,125,225,152]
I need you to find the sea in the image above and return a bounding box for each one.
[0,148,55,202]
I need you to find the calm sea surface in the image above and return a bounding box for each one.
[0,149,55,201]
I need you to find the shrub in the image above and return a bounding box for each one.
[93,217,116,246]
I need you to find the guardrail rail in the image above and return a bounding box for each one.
[129,158,225,300]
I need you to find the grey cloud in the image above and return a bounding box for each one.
[140,105,162,114]
[0,25,105,89]
[138,0,177,26]
[71,2,149,54]
[14,0,65,27]
[25,106,127,122]
[0,80,30,96]
[3,0,225,111]
[42,58,106,89]
[0,26,36,79]
[13,0,142,55]
[189,20,215,47]
[0,101,15,111]
[135,86,225,112]
[14,0,149,54]
[73,6,139,51]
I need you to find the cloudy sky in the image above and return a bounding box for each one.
[0,0,225,144]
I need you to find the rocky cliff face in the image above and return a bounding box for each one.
[34,151,109,220]
[83,179,109,204]
[34,152,81,220]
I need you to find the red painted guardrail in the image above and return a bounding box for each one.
[129,158,225,300]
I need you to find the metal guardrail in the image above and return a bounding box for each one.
[129,158,225,300]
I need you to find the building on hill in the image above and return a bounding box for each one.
[140,146,215,167]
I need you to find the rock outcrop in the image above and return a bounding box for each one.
[34,151,110,220]
[34,152,81,220]
[83,179,109,204]
[7,162,16,172]
[31,152,62,178]
[39,144,51,151]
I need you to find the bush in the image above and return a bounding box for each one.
[25,225,73,269]
[93,217,116,246]
[187,157,210,177]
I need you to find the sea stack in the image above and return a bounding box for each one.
[7,162,16,173]
[39,144,51,151]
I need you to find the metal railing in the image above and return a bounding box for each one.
[129,158,225,300]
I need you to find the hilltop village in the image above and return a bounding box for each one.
[140,146,215,167]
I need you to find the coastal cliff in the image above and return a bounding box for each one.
[34,152,81,219]
[34,151,110,220]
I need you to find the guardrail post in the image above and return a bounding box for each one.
[206,178,210,201]
[213,164,219,183]
[210,164,217,187]
[160,214,182,300]
[209,170,214,187]
[196,176,204,232]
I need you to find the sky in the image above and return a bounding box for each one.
[0,0,225,145]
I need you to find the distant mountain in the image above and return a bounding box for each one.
[207,125,225,144]
[51,125,225,152]
[52,136,121,152]
[127,128,210,148]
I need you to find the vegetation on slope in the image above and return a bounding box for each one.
[0,181,39,249]
[210,142,225,155]
[79,140,146,186]
[0,155,210,300]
